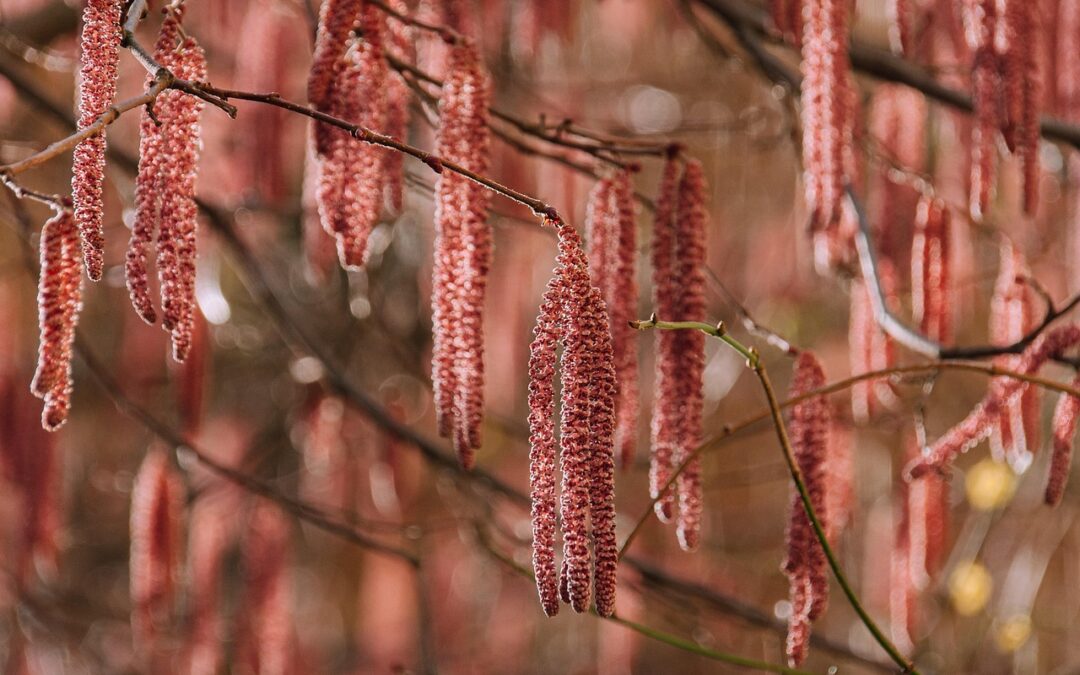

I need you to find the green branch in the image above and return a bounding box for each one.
[630,318,919,674]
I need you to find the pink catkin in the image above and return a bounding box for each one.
[429,41,492,467]
[868,84,926,264]
[128,10,185,326]
[307,0,364,155]
[1047,378,1080,505]
[649,155,683,522]
[130,448,184,654]
[527,218,618,618]
[911,195,952,345]
[181,491,234,675]
[71,0,122,281]
[31,210,82,431]
[800,0,853,234]
[887,0,912,54]
[909,324,1080,477]
[904,437,948,590]
[235,502,294,675]
[783,351,830,667]
[849,262,900,423]
[966,0,999,221]
[672,160,707,552]
[989,241,1040,472]
[383,0,413,214]
[586,172,640,469]
[317,5,389,270]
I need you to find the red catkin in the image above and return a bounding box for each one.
[887,0,912,55]
[783,351,830,667]
[31,209,82,431]
[911,195,952,345]
[904,437,948,590]
[308,0,364,155]
[586,171,640,469]
[800,0,854,234]
[527,218,618,618]
[71,0,122,281]
[430,40,493,467]
[235,501,294,675]
[383,0,414,214]
[966,0,999,221]
[182,490,235,675]
[316,5,389,270]
[130,447,184,654]
[649,154,683,523]
[672,160,707,552]
[849,262,900,423]
[1046,376,1080,505]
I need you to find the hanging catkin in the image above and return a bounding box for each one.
[1046,379,1080,505]
[430,40,493,467]
[649,153,683,523]
[71,0,122,281]
[128,13,207,363]
[800,0,853,233]
[911,195,952,345]
[849,262,899,423]
[384,0,414,214]
[585,171,640,468]
[527,217,617,618]
[671,159,707,552]
[32,209,83,431]
[308,0,364,155]
[235,501,294,675]
[130,448,184,654]
[783,351,830,668]
[989,240,1040,473]
[316,5,390,269]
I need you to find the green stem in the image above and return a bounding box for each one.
[632,319,919,674]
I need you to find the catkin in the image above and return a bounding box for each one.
[911,195,952,345]
[1047,378,1080,505]
[32,210,82,431]
[527,218,618,618]
[130,448,184,653]
[783,351,830,667]
[308,0,364,155]
[430,40,493,467]
[71,0,122,281]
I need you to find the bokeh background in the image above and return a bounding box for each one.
[1,0,1079,673]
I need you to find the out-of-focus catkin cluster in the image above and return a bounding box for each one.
[71,0,122,281]
[783,351,831,668]
[130,448,184,658]
[649,154,708,551]
[527,218,617,618]
[849,262,899,422]
[908,324,1080,479]
[964,0,1042,220]
[988,240,1040,473]
[585,169,639,468]
[430,40,493,468]
[911,195,953,345]
[127,8,207,363]
[32,210,83,430]
[799,0,855,249]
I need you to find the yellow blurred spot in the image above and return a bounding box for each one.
[965,459,1017,510]
[948,561,993,616]
[994,614,1032,652]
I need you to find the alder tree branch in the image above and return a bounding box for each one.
[630,318,919,674]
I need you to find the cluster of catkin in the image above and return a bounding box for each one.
[650,155,708,552]
[585,169,639,468]
[309,1,401,270]
[429,40,493,468]
[128,7,207,363]
[130,448,295,670]
[528,217,618,618]
[964,0,1042,219]
[783,351,831,667]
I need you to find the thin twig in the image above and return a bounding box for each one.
[630,318,918,673]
